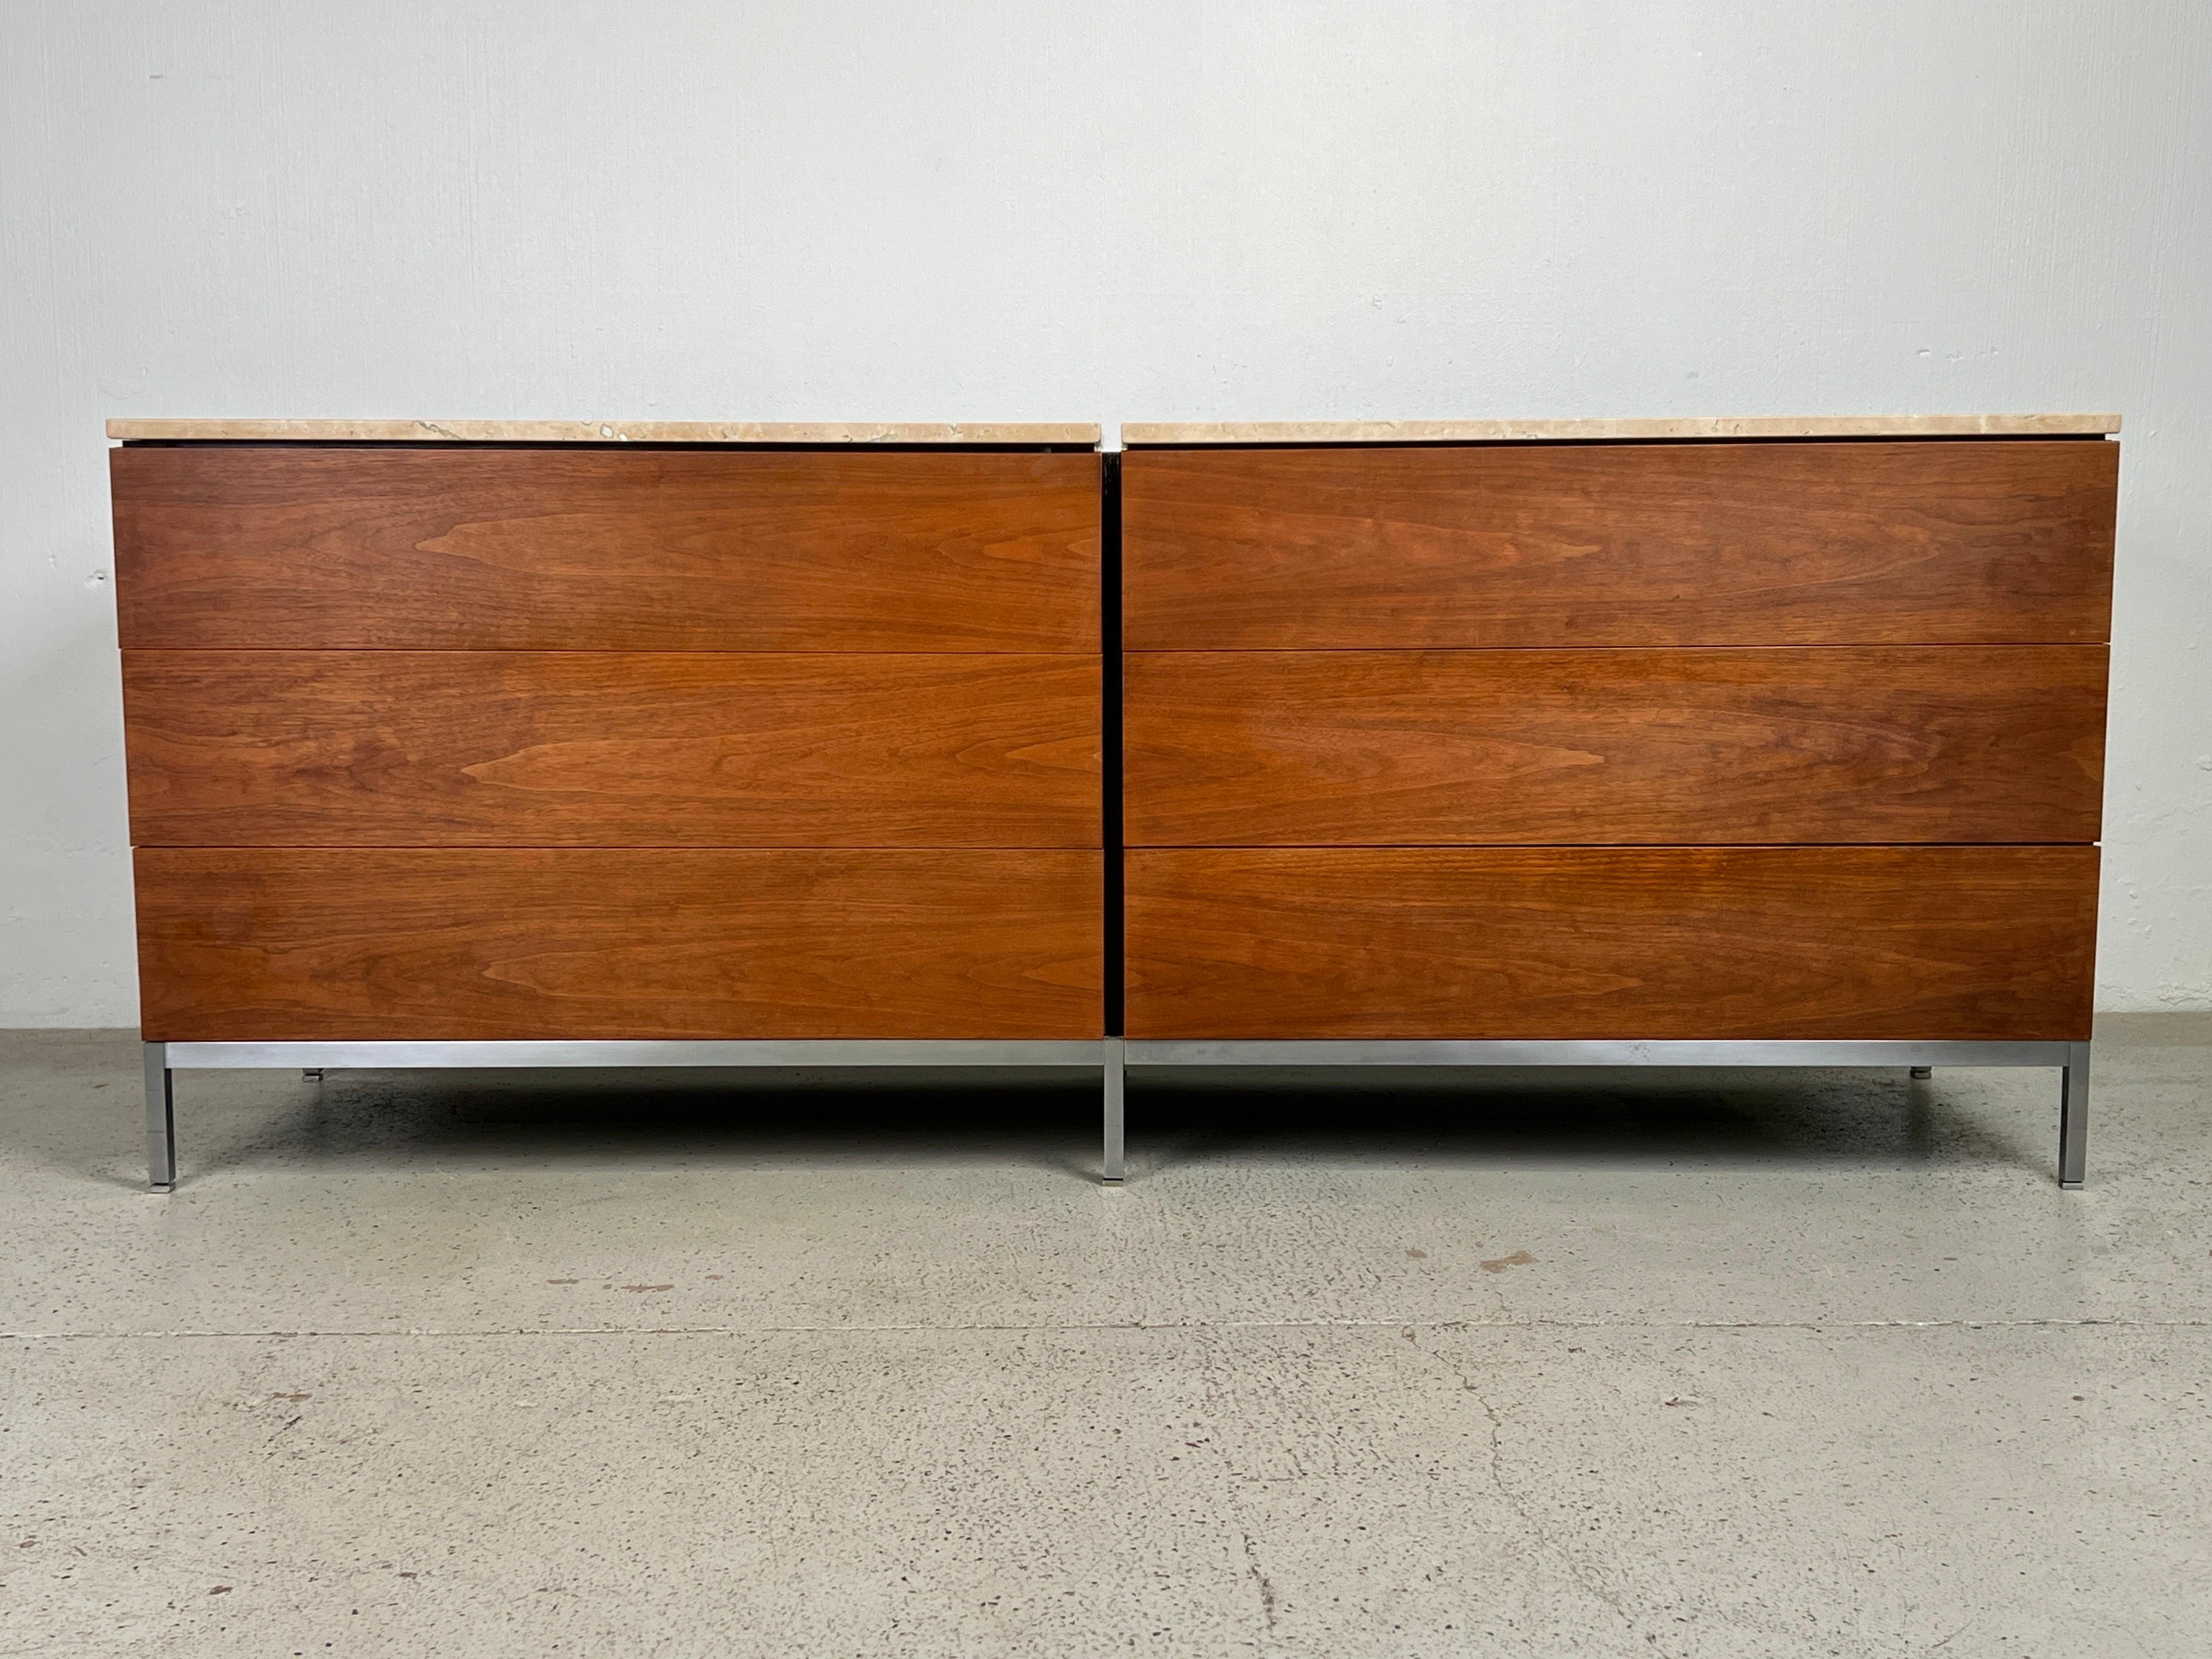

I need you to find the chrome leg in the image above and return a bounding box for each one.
[2059,1042,2090,1190]
[1102,1037,1125,1183]
[143,1043,175,1192]
[1909,1065,1932,1080]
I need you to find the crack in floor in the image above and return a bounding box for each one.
[1239,1532,1278,1635]
[1452,1361,1673,1657]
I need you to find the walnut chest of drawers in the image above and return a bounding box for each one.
[112,420,1110,1188]
[1117,417,2117,1185]
[111,413,2117,1190]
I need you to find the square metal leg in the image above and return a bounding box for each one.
[2060,1041,2090,1190]
[1102,1037,1125,1182]
[143,1042,176,1192]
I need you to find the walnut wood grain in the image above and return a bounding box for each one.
[1124,647,2107,846]
[1125,847,2096,1040]
[113,447,1101,651]
[123,652,1100,847]
[1122,441,2116,647]
[135,849,1103,1040]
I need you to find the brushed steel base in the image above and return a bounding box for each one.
[165,1039,1108,1069]
[139,1038,2089,1192]
[141,1039,1116,1192]
[1102,1037,1126,1182]
[1123,1039,2090,1189]
[143,1043,175,1193]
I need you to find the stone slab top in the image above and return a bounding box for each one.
[1119,414,2120,446]
[106,419,1102,447]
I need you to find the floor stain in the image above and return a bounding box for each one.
[1481,1250,1536,1273]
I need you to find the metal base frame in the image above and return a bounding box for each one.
[139,1038,2085,1192]
[141,1039,1125,1192]
[1122,1039,2091,1190]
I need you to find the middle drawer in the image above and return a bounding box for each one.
[1126,646,2106,846]
[123,651,1102,847]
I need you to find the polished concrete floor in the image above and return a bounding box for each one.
[2,1021,2208,1657]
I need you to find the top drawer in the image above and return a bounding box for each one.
[114,446,1101,651]
[1123,440,2115,648]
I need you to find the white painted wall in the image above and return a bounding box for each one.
[4,1,2208,1024]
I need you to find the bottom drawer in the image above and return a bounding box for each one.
[136,848,1102,1040]
[1126,847,2096,1041]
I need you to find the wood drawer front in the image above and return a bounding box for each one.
[1124,441,2115,648]
[123,652,1101,848]
[1125,647,2107,846]
[135,849,1103,1041]
[1125,847,2096,1040]
[113,447,1101,651]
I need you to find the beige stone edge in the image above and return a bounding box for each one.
[1119,414,2120,446]
[106,419,1102,445]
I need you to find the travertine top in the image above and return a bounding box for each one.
[1120,414,2119,446]
[106,419,1102,447]
[106,415,2117,448]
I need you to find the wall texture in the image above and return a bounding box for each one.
[4,0,2208,1023]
